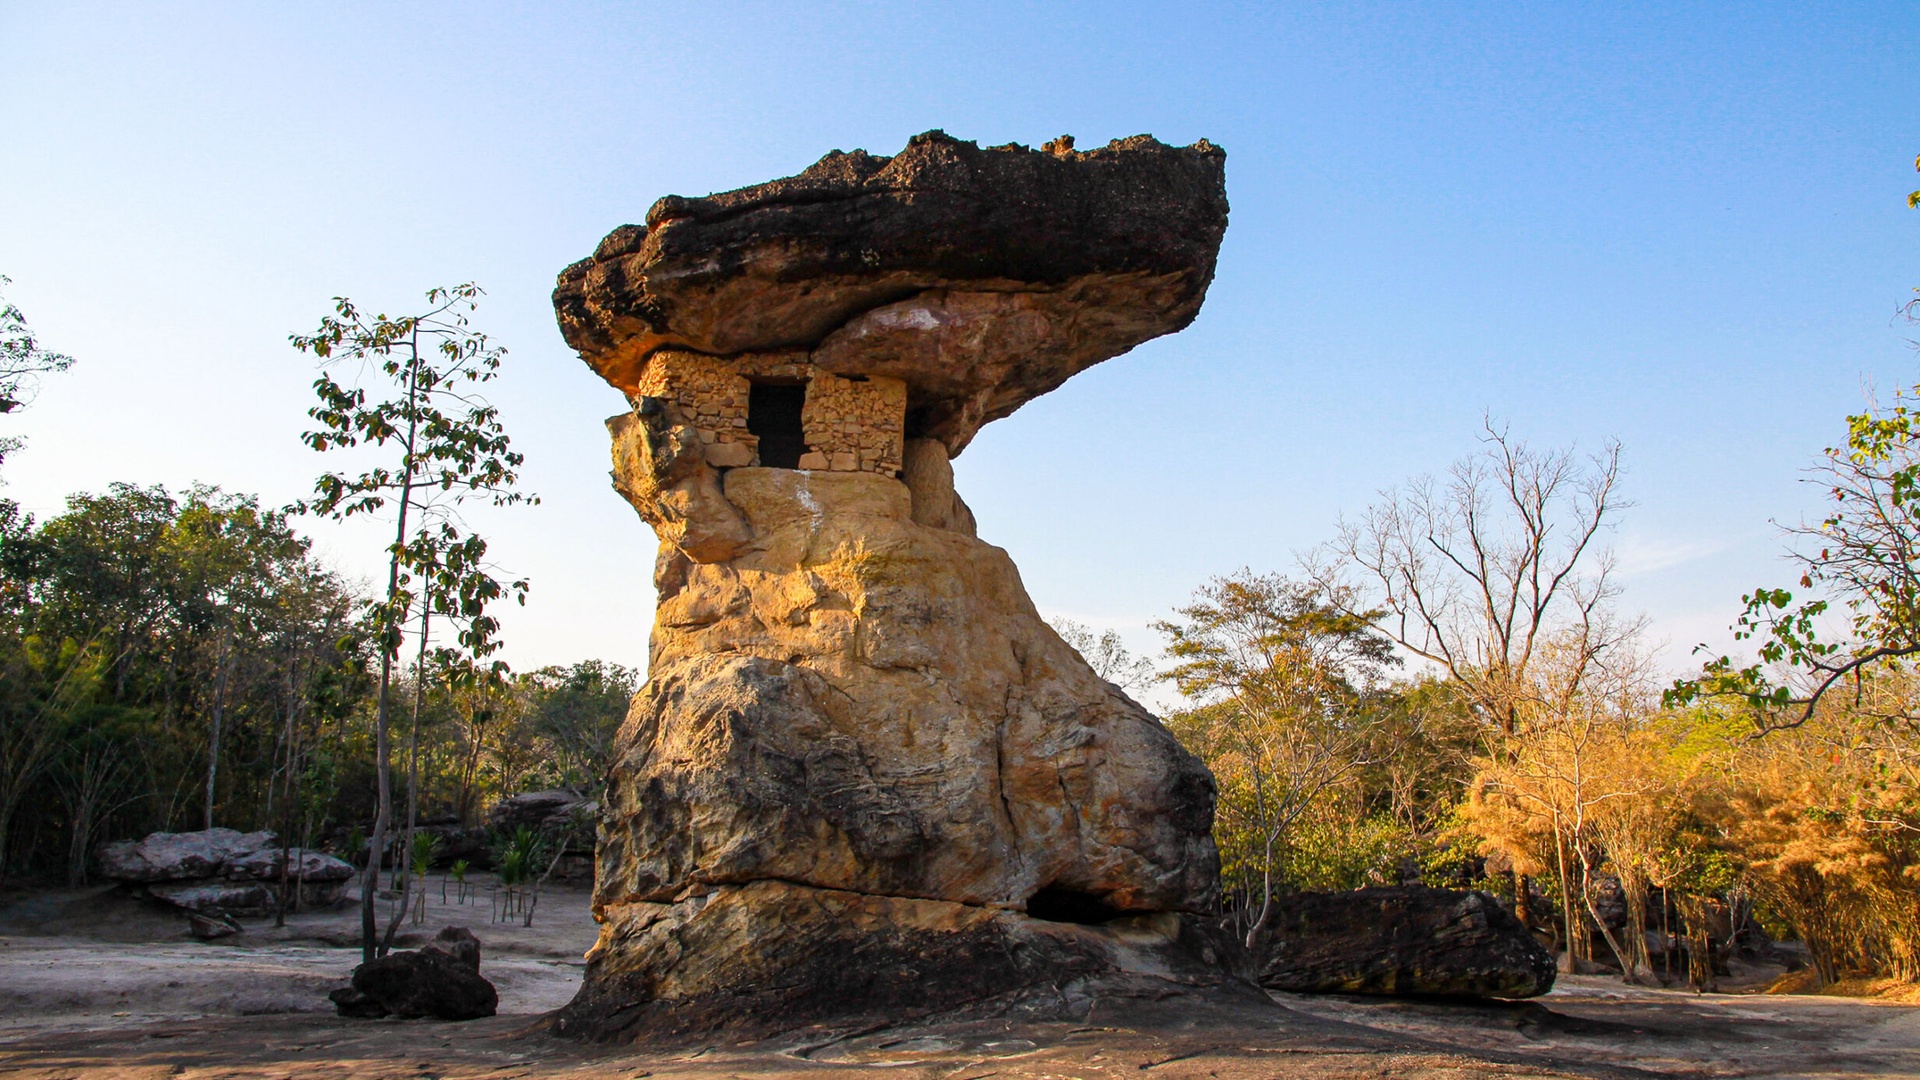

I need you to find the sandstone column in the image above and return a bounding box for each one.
[552,130,1232,1040]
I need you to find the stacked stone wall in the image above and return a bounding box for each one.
[633,350,904,475]
[799,371,906,474]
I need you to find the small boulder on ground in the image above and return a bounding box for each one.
[1257,886,1555,999]
[332,926,498,1021]
[186,911,241,940]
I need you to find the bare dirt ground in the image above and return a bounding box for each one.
[2,882,1917,1079]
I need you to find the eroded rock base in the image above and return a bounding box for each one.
[554,879,1252,1042]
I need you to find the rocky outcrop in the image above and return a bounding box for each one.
[486,789,597,879]
[97,829,355,916]
[486,790,597,846]
[553,132,1232,1041]
[331,926,498,1021]
[97,829,275,882]
[1257,887,1556,999]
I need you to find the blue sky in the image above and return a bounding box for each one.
[1,2,1915,693]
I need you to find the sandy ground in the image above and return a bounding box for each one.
[0,876,592,1035]
[2,881,1918,1079]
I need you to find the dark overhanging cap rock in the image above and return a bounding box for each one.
[556,130,1228,453]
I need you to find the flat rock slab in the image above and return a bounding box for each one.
[96,828,278,883]
[1258,886,1556,999]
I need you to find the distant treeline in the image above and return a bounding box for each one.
[0,483,634,887]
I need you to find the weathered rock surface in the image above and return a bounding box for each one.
[555,132,1230,1040]
[597,470,1216,914]
[333,926,498,1021]
[97,829,355,916]
[228,846,356,883]
[556,130,1228,454]
[1257,886,1556,999]
[560,879,1249,1041]
[97,829,277,882]
[186,911,241,940]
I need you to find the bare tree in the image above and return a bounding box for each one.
[1050,618,1157,694]
[1316,420,1632,736]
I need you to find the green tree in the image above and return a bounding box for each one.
[0,275,76,469]
[522,660,639,792]
[292,284,533,961]
[0,484,364,880]
[1157,570,1397,946]
[1669,340,1920,730]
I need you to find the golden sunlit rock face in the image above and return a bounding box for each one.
[553,131,1232,1041]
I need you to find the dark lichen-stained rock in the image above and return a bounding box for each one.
[336,926,498,1021]
[557,880,1230,1040]
[556,130,1228,453]
[554,132,1232,1041]
[1257,887,1556,999]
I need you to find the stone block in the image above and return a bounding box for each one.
[705,442,753,468]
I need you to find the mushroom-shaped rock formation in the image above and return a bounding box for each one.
[554,131,1233,1042]
[556,129,1228,455]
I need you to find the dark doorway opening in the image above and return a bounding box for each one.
[747,381,808,469]
[1025,886,1124,925]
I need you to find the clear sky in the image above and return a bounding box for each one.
[2,2,1915,697]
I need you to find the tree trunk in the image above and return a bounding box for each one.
[1677,893,1719,992]
[361,645,394,963]
[1553,827,1583,968]
[381,606,431,959]
[1620,873,1652,983]
[274,655,305,930]
[360,337,424,964]
[203,627,233,832]
[1578,859,1636,984]
[0,802,14,886]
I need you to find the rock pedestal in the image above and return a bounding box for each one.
[553,131,1232,1041]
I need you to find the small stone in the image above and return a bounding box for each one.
[829,451,857,471]
[704,442,753,468]
[797,451,829,470]
[187,911,241,940]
